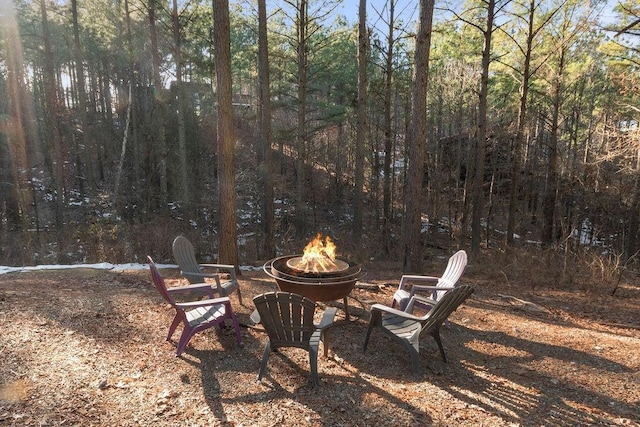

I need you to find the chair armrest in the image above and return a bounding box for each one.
[408,284,456,301]
[405,294,438,313]
[199,263,235,270]
[167,282,214,293]
[179,270,220,279]
[179,270,226,292]
[249,309,261,325]
[175,296,230,309]
[316,307,338,330]
[409,284,456,293]
[401,274,439,282]
[199,264,237,277]
[398,274,438,291]
[409,294,438,304]
[370,303,424,321]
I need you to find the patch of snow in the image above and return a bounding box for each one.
[0,262,261,275]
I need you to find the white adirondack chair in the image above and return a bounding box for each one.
[392,250,467,312]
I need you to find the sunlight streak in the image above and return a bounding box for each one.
[0,0,37,217]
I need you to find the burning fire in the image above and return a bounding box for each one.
[296,233,338,273]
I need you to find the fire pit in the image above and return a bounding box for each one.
[262,234,366,319]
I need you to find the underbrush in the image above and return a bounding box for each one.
[469,246,635,294]
[1,220,637,297]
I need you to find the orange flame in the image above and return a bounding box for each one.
[297,233,337,273]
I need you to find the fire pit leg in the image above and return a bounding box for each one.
[343,297,350,320]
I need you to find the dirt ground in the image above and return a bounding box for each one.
[0,261,639,426]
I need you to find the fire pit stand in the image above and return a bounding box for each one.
[263,255,367,319]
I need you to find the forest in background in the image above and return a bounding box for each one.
[0,0,639,274]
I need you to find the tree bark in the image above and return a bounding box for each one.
[213,0,239,267]
[257,0,275,259]
[507,0,536,247]
[40,0,65,232]
[471,0,495,253]
[119,0,140,214]
[353,0,368,244]
[71,0,93,194]
[295,0,308,214]
[382,0,395,255]
[1,3,36,231]
[172,0,190,214]
[148,0,168,211]
[403,0,434,273]
[541,47,565,246]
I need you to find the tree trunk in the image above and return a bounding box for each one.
[1,3,36,231]
[118,0,140,214]
[114,85,132,202]
[71,0,93,195]
[382,0,395,255]
[296,0,308,216]
[98,59,112,182]
[257,0,275,259]
[172,0,190,215]
[402,0,434,273]
[40,0,65,233]
[507,0,536,247]
[213,0,239,268]
[353,0,367,244]
[541,48,565,246]
[471,0,495,254]
[148,0,168,211]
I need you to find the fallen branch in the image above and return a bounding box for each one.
[497,294,551,314]
[355,282,383,291]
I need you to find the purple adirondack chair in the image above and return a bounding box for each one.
[147,256,242,356]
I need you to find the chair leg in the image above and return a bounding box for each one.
[257,341,271,381]
[167,315,181,341]
[309,343,319,388]
[408,346,421,378]
[363,323,374,351]
[175,327,194,356]
[363,310,381,351]
[431,329,447,363]
[231,313,243,347]
[236,288,243,306]
[406,334,422,378]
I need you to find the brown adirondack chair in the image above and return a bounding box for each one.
[148,256,242,356]
[364,284,474,377]
[251,292,337,388]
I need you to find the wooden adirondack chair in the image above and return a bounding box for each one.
[251,292,337,388]
[364,284,474,378]
[172,235,243,305]
[392,250,467,311]
[148,256,242,356]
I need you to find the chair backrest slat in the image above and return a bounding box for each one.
[254,292,317,345]
[434,250,467,301]
[147,256,175,305]
[172,236,203,283]
[421,285,474,333]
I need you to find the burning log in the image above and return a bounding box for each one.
[287,234,349,274]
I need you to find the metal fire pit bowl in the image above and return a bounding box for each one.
[263,255,367,319]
